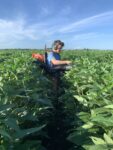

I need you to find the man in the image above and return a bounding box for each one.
[46,40,72,92]
[47,40,72,71]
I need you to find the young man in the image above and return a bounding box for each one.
[47,40,72,71]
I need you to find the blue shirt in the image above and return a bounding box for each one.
[47,51,61,67]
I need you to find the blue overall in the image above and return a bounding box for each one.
[47,51,61,68]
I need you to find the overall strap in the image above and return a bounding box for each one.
[45,51,48,65]
[44,44,48,65]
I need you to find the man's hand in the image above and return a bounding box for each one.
[65,61,72,65]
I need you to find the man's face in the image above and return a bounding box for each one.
[56,44,63,53]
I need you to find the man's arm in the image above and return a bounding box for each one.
[51,59,71,65]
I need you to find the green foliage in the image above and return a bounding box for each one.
[62,50,113,149]
[1,49,113,149]
[0,50,52,149]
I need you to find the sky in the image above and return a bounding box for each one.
[0,0,113,49]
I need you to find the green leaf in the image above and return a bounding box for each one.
[90,136,106,145]
[82,122,94,129]
[91,116,113,127]
[0,146,6,150]
[14,124,46,139]
[67,130,91,145]
[83,144,108,150]
[74,95,87,106]
[104,105,113,109]
[74,95,84,102]
[0,129,11,140]
[77,112,90,122]
[4,118,19,131]
[0,104,14,112]
[104,133,113,144]
[0,77,2,81]
[35,99,53,107]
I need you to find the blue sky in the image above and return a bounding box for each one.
[0,0,113,49]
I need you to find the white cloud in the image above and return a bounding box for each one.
[59,10,113,33]
[0,18,55,47]
[0,19,26,43]
[0,10,113,48]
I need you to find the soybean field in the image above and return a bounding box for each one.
[1,49,113,150]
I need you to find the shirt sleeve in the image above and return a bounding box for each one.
[48,53,53,61]
[47,52,55,66]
